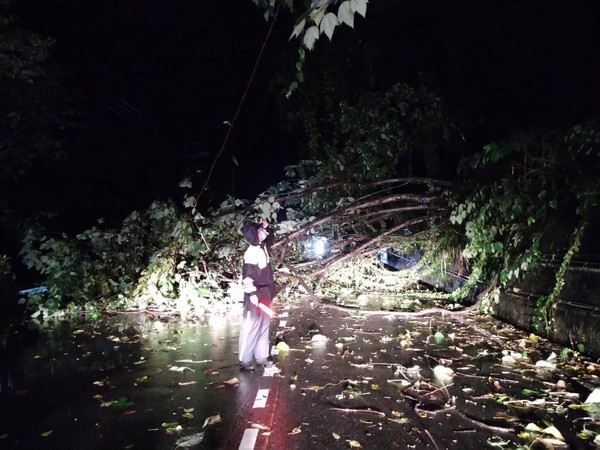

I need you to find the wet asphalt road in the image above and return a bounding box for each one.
[213,298,596,450]
[222,299,499,450]
[1,295,598,449]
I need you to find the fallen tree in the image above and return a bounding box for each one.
[18,118,599,329]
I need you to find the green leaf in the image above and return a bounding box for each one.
[183,195,195,209]
[491,242,503,253]
[320,13,339,41]
[289,18,306,40]
[179,178,192,189]
[197,288,211,297]
[175,432,205,448]
[337,1,354,28]
[489,147,503,163]
[112,397,135,409]
[499,270,508,284]
[309,7,326,26]
[350,0,368,18]
[522,388,545,398]
[303,26,320,51]
[286,81,299,98]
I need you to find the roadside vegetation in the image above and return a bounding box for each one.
[18,117,600,330]
[3,1,600,342]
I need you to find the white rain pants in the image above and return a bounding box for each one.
[238,305,270,365]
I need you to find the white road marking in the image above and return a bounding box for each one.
[278,320,287,328]
[239,428,259,450]
[253,388,269,408]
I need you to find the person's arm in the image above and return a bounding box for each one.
[242,247,262,306]
[260,219,275,252]
[242,276,259,306]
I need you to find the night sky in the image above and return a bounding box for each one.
[16,0,298,230]
[10,0,600,232]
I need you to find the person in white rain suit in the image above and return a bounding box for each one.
[238,221,277,371]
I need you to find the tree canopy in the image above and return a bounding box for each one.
[0,0,81,272]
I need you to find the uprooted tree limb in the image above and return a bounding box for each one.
[98,176,476,316]
[226,177,466,304]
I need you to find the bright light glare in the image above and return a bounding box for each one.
[312,238,326,257]
[304,236,329,259]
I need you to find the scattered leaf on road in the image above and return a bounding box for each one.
[541,426,564,440]
[174,432,205,448]
[202,413,221,428]
[100,397,134,409]
[169,366,195,373]
[276,341,290,352]
[433,331,445,344]
[303,385,324,392]
[388,417,410,424]
[175,359,212,364]
[222,377,240,387]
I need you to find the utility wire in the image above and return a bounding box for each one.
[193,5,281,208]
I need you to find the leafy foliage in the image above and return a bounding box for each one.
[253,0,369,95]
[0,0,71,182]
[20,202,183,318]
[534,220,586,331]
[0,0,81,258]
[19,167,453,320]
[284,83,455,187]
[449,122,600,314]
[0,0,53,82]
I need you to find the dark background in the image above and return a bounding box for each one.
[9,0,600,232]
[15,0,299,232]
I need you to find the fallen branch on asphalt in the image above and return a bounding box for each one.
[413,404,515,435]
[323,302,480,317]
[300,380,346,393]
[329,407,386,417]
[424,429,440,450]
